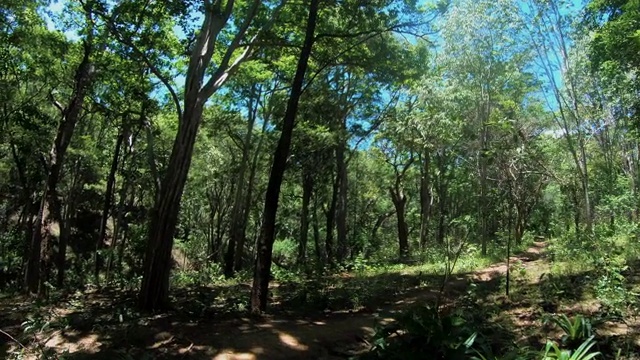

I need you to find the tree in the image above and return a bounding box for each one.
[438,0,533,254]
[521,0,594,235]
[95,0,287,310]
[25,3,97,296]
[251,0,320,314]
[1,0,67,293]
[376,131,416,258]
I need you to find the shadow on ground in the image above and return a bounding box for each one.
[1,242,639,359]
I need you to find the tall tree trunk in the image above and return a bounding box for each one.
[56,158,82,288]
[139,100,204,311]
[479,124,489,256]
[514,210,525,245]
[326,173,339,265]
[312,194,323,263]
[419,151,431,249]
[206,189,219,260]
[106,128,137,282]
[235,110,270,272]
[105,204,120,283]
[95,126,125,285]
[56,198,73,288]
[390,186,409,258]
[11,143,34,282]
[225,90,257,277]
[251,0,319,314]
[298,172,313,264]
[335,138,348,263]
[571,184,581,243]
[578,141,592,233]
[435,156,449,245]
[25,36,94,296]
[116,186,135,272]
[136,0,270,309]
[207,204,216,258]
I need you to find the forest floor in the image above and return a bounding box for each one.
[1,241,639,359]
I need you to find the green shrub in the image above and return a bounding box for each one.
[543,314,593,349]
[362,305,479,360]
[543,336,600,360]
[593,256,630,317]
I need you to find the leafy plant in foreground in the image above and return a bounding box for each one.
[543,336,600,360]
[544,314,593,349]
[363,305,478,360]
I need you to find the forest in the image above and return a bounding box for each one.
[1,0,640,358]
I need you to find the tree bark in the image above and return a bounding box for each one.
[390,186,409,258]
[139,100,204,311]
[137,0,267,311]
[106,125,138,282]
[251,0,319,314]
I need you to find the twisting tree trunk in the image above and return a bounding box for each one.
[25,27,95,296]
[251,0,319,314]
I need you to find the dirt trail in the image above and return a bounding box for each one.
[4,242,549,360]
[159,242,549,360]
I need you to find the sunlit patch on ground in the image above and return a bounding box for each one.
[276,331,308,351]
[44,332,101,353]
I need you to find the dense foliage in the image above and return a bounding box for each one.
[1,0,640,358]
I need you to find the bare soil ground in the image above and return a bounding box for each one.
[1,241,639,359]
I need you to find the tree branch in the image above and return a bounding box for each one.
[303,22,419,94]
[48,90,65,115]
[94,9,183,121]
[201,0,289,99]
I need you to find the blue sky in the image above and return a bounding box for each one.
[43,0,588,133]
